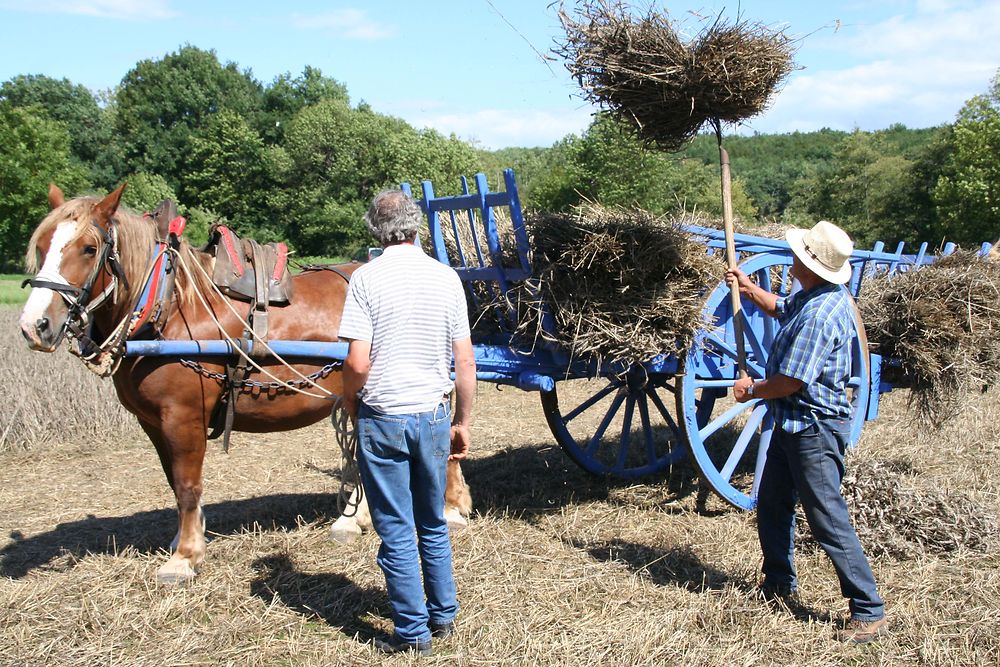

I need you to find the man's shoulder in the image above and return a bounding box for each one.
[805,287,853,327]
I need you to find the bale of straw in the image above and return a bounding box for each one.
[858,251,1000,426]
[797,457,1000,559]
[557,1,795,150]
[502,205,724,367]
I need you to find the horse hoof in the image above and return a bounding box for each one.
[156,560,197,587]
[445,508,468,531]
[330,524,362,545]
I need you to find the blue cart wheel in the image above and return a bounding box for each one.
[676,251,870,510]
[541,365,695,478]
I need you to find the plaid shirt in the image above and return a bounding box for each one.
[766,283,853,433]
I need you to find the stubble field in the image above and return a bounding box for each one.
[0,306,998,667]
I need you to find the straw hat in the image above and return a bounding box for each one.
[785,220,854,285]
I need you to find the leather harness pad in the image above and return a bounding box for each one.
[208,224,293,306]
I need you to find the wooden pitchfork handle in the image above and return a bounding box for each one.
[719,143,748,379]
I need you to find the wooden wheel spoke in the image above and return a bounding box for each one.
[699,399,757,441]
[750,415,775,501]
[646,385,682,441]
[704,332,766,377]
[737,309,769,368]
[637,393,656,464]
[615,397,636,469]
[719,404,766,482]
[563,382,618,424]
[586,390,626,457]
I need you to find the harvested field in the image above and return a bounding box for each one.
[1,305,998,666]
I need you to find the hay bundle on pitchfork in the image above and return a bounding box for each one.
[556,0,796,372]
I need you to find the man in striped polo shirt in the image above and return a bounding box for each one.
[339,189,476,657]
[726,220,887,644]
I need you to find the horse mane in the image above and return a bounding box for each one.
[26,197,216,312]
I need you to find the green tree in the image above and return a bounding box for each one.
[0,74,116,186]
[119,171,176,212]
[933,71,1000,245]
[259,66,350,144]
[113,46,263,189]
[182,110,276,236]
[530,113,756,219]
[784,130,925,247]
[273,99,478,255]
[0,103,89,270]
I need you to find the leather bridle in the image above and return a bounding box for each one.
[22,219,130,351]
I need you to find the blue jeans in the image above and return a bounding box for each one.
[356,401,458,643]
[757,417,885,621]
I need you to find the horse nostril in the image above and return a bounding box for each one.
[36,317,50,333]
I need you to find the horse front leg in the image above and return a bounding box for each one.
[153,422,208,586]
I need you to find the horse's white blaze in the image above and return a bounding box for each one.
[19,221,80,339]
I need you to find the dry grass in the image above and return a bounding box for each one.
[858,251,1000,426]
[556,0,795,149]
[0,309,141,452]
[1,306,999,666]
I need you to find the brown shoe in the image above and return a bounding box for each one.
[836,616,888,644]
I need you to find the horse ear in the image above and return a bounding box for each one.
[48,184,65,210]
[92,182,128,227]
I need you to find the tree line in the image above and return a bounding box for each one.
[1,45,997,271]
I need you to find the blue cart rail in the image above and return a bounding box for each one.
[125,169,994,510]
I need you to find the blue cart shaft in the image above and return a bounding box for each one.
[125,340,350,359]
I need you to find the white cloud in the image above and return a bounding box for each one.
[409,107,595,150]
[748,1,1000,133]
[843,1,1000,59]
[0,0,176,20]
[290,9,393,41]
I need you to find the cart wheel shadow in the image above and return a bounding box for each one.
[459,440,703,521]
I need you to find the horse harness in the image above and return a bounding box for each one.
[202,258,354,452]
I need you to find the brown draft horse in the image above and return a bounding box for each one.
[19,183,472,585]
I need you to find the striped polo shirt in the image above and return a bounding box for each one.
[338,243,471,415]
[766,283,854,433]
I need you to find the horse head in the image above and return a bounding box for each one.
[19,183,129,351]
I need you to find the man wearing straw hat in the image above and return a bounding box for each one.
[340,189,476,656]
[726,220,887,644]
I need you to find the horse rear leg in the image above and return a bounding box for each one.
[444,459,472,529]
[330,486,370,544]
[330,460,471,543]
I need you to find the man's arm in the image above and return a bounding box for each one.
[342,339,372,419]
[733,373,802,403]
[726,267,779,318]
[449,335,476,460]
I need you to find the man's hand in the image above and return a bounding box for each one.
[449,424,471,461]
[733,376,755,403]
[724,266,779,318]
[342,394,359,421]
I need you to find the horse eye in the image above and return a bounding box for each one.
[83,245,98,256]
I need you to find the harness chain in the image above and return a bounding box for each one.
[179,358,341,390]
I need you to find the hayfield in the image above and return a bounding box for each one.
[1,305,998,666]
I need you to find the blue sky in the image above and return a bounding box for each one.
[1,1,998,149]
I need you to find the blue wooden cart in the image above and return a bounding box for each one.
[126,169,992,511]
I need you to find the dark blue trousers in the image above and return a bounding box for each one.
[757,417,885,621]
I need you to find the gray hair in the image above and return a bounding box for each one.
[365,189,423,244]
